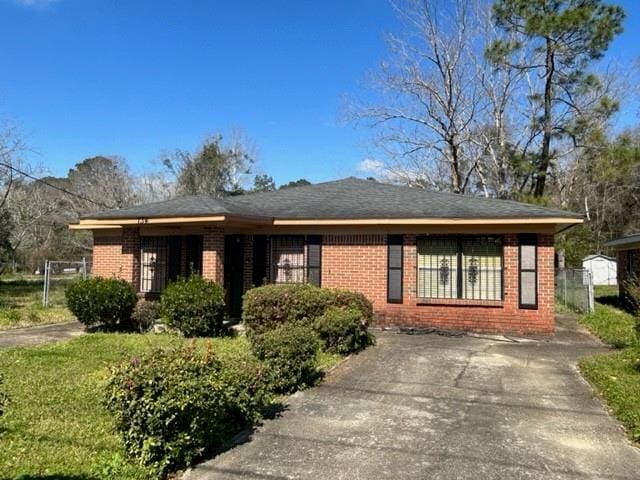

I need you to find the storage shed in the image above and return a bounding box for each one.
[582,254,617,286]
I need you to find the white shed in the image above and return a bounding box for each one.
[582,254,617,286]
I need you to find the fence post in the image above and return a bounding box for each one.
[42,260,49,307]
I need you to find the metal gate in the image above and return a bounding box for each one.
[555,268,595,313]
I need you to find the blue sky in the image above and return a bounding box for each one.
[1,0,639,186]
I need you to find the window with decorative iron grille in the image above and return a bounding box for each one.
[417,236,503,301]
[140,237,169,293]
[271,236,305,283]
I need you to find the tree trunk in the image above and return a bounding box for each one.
[534,38,555,198]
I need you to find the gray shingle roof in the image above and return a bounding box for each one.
[84,177,583,221]
[604,234,640,249]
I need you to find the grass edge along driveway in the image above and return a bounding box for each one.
[0,332,340,479]
[577,290,640,444]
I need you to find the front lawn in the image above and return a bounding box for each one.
[577,290,640,444]
[0,278,75,330]
[0,333,341,479]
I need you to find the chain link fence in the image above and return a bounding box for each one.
[555,268,594,313]
[42,259,92,307]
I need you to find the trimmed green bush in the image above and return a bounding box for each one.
[242,283,373,333]
[160,275,226,337]
[623,279,640,336]
[249,322,321,393]
[131,300,160,332]
[105,343,271,478]
[314,306,374,355]
[65,277,136,328]
[0,373,8,417]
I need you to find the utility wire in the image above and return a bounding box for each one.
[0,160,115,209]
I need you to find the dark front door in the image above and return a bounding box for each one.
[224,235,244,319]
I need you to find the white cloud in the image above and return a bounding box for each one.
[357,158,385,174]
[12,0,60,7]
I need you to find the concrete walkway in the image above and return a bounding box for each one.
[0,321,85,348]
[186,316,640,480]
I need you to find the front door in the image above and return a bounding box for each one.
[224,235,244,319]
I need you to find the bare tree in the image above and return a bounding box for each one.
[350,0,485,194]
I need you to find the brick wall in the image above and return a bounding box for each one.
[202,226,224,285]
[92,228,140,286]
[321,233,555,334]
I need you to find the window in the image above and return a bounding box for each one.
[271,236,305,283]
[306,235,322,287]
[417,236,503,301]
[518,235,537,309]
[387,235,403,303]
[140,237,168,293]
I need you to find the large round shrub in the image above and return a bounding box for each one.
[314,306,374,355]
[160,275,225,337]
[105,344,270,478]
[242,284,373,333]
[249,322,321,393]
[65,277,136,328]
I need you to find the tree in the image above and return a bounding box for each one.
[488,0,625,197]
[279,178,311,189]
[163,133,256,197]
[350,0,485,193]
[252,174,276,192]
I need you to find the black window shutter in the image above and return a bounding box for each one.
[306,235,322,287]
[518,234,538,309]
[387,235,403,303]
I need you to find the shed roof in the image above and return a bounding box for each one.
[582,254,615,262]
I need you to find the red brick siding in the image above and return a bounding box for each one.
[321,233,555,334]
[202,226,224,284]
[92,228,140,287]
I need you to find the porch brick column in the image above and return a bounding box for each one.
[121,227,141,288]
[203,226,224,285]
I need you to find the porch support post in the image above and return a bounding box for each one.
[203,225,224,285]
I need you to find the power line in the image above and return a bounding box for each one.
[0,160,115,209]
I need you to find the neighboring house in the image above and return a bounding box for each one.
[582,254,617,286]
[70,178,583,334]
[604,234,640,308]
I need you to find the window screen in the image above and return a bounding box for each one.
[387,235,403,303]
[140,237,168,293]
[417,236,503,301]
[306,235,322,287]
[461,237,503,301]
[271,236,305,283]
[417,237,459,299]
[519,235,537,308]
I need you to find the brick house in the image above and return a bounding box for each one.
[70,178,583,334]
[605,234,640,310]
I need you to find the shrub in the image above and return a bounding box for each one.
[242,284,373,333]
[131,300,160,332]
[160,275,226,337]
[105,343,271,478]
[65,277,136,328]
[0,373,8,417]
[314,307,374,355]
[249,322,321,393]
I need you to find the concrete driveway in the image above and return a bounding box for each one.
[186,316,640,479]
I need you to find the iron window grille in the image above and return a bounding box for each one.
[140,236,169,293]
[271,236,306,284]
[417,236,503,301]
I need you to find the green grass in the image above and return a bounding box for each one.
[0,278,76,330]
[0,332,343,479]
[576,288,640,445]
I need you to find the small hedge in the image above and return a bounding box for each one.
[314,306,374,355]
[105,343,271,478]
[242,284,373,334]
[160,275,226,337]
[249,322,321,393]
[131,300,160,332]
[65,277,137,328]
